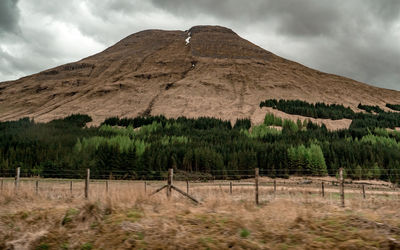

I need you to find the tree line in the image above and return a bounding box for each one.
[260,99,400,129]
[260,99,355,120]
[1,108,400,182]
[387,103,400,111]
[357,103,384,114]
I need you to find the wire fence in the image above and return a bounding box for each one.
[1,168,399,180]
[1,167,399,207]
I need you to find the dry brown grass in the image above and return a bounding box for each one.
[1,179,400,249]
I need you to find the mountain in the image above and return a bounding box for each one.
[1,25,399,125]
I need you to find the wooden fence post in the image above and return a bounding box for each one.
[149,169,199,204]
[362,184,366,199]
[230,181,232,194]
[1,179,3,192]
[339,168,345,207]
[85,168,90,199]
[15,167,20,192]
[106,180,109,193]
[273,179,277,198]
[255,168,259,205]
[144,181,147,194]
[186,180,189,194]
[35,180,39,194]
[167,168,173,199]
[70,181,73,194]
[321,182,325,197]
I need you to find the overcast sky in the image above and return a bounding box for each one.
[1,0,400,90]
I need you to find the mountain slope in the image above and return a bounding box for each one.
[1,25,399,125]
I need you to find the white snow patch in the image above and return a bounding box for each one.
[185,32,191,45]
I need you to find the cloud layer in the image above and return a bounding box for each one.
[0,0,399,90]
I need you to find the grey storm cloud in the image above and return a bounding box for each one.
[150,0,400,36]
[0,0,20,34]
[0,0,399,90]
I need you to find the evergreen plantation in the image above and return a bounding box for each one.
[386,103,400,111]
[260,99,400,129]
[1,100,400,182]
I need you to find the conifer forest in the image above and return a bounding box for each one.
[1,100,400,183]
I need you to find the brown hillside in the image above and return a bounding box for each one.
[1,25,399,125]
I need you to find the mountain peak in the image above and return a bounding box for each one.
[0,25,399,126]
[186,25,270,60]
[188,25,236,35]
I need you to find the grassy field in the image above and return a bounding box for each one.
[1,178,400,249]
